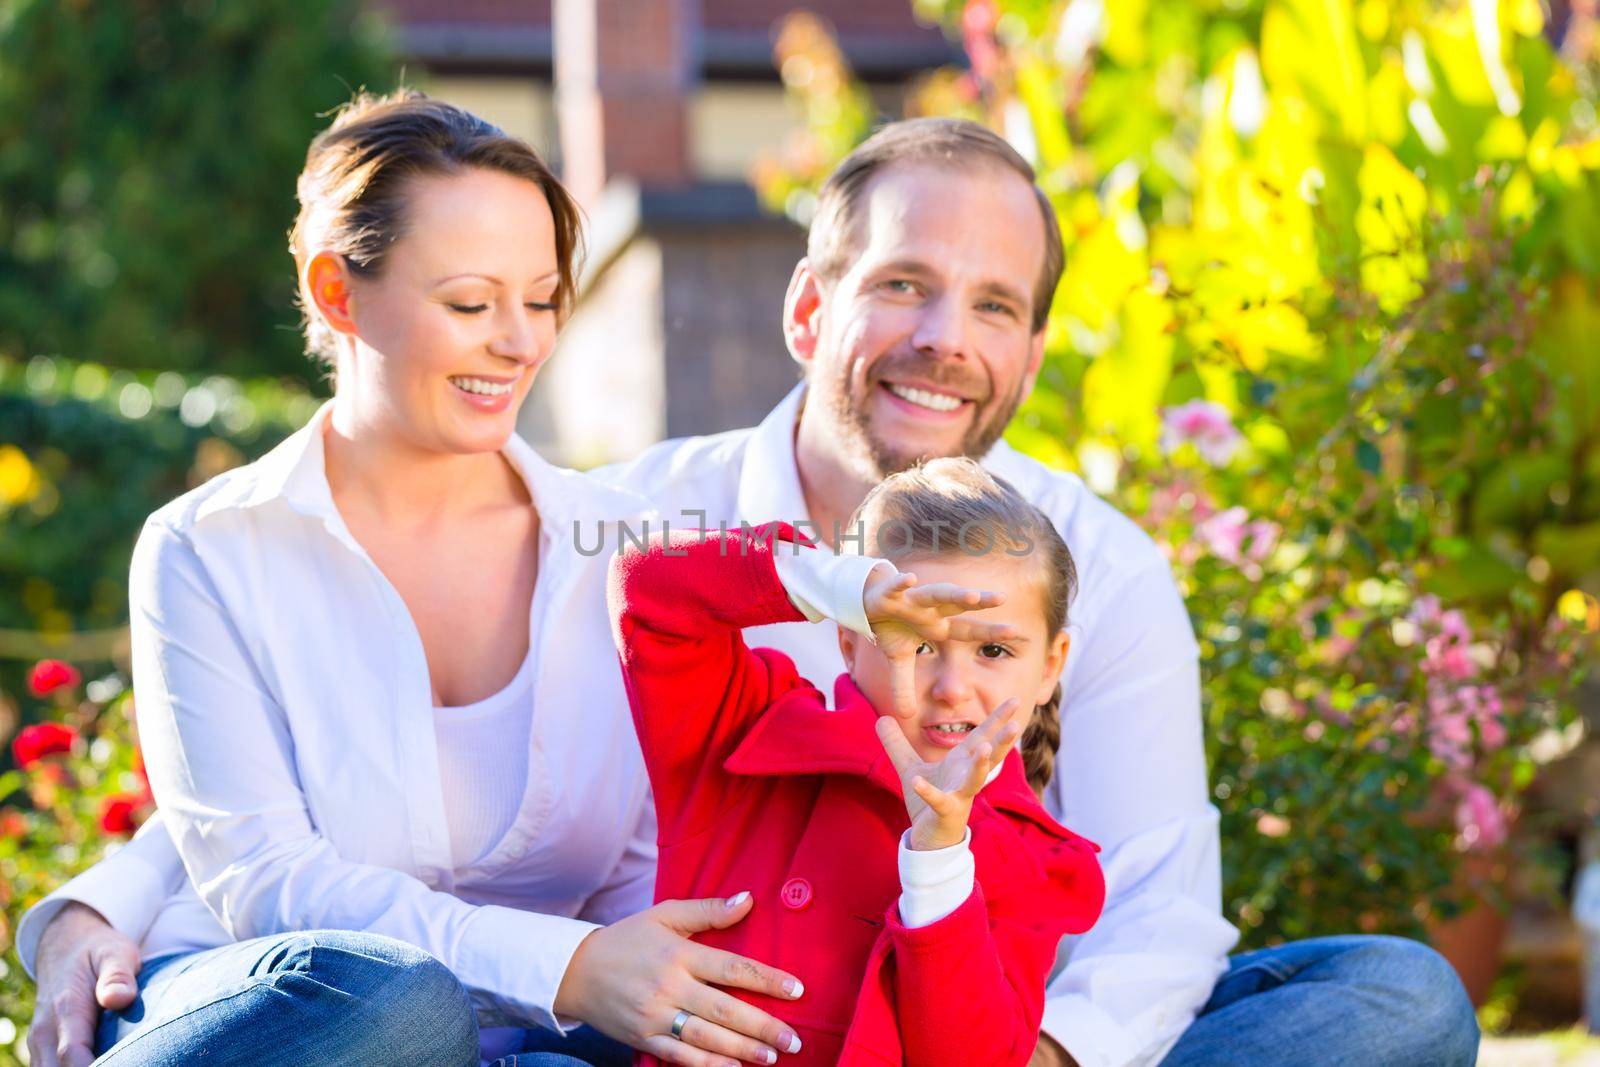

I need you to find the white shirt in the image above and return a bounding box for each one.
[21,384,1237,1066]
[435,645,538,871]
[19,404,657,1034]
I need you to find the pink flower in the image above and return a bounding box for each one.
[1454,783,1507,851]
[1424,636,1478,681]
[1160,401,1243,466]
[961,0,1002,83]
[1408,595,1441,627]
[1195,507,1279,566]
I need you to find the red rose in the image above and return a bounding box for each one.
[98,794,140,835]
[0,810,26,839]
[27,659,82,698]
[11,722,79,768]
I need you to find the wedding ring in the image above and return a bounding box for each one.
[670,1009,693,1039]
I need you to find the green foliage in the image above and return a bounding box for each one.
[0,0,398,384]
[759,0,1600,945]
[0,354,318,702]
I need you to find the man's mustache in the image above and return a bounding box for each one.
[867,355,991,403]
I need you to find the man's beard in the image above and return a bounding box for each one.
[819,355,1025,479]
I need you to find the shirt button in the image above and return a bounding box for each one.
[780,877,813,910]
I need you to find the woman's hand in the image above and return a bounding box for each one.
[862,566,1017,719]
[554,892,805,1067]
[875,698,1026,851]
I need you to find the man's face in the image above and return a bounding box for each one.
[794,162,1048,477]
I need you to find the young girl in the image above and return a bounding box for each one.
[608,457,1105,1067]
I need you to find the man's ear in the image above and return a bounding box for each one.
[1018,328,1048,405]
[1036,631,1071,706]
[783,258,824,370]
[837,624,859,671]
[304,252,359,338]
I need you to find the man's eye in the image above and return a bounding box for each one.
[448,303,488,314]
[883,279,916,293]
[977,301,1013,316]
[979,644,1012,659]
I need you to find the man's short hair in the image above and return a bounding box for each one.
[806,118,1065,334]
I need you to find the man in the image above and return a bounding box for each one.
[22,119,1478,1067]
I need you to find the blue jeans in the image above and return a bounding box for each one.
[486,1026,632,1067]
[93,930,478,1066]
[1161,935,1479,1066]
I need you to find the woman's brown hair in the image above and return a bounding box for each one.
[850,457,1076,796]
[288,89,583,367]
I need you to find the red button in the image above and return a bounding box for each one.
[780,877,813,910]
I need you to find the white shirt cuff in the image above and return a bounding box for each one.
[771,546,885,638]
[454,905,601,1032]
[896,828,975,928]
[15,830,180,978]
[1041,993,1144,1067]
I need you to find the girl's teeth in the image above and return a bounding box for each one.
[452,377,514,396]
[887,383,962,412]
[934,723,974,733]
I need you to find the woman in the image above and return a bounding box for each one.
[94,91,805,1067]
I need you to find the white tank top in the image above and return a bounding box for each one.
[433,646,537,871]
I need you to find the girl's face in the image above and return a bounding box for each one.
[839,552,1071,764]
[325,166,562,456]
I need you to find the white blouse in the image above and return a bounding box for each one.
[106,404,655,1032]
[434,644,538,872]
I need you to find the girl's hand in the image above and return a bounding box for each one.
[874,698,1027,851]
[863,565,1017,719]
[554,894,805,1066]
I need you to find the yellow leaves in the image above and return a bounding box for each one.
[1476,114,1527,160]
[0,445,42,509]
[1260,0,1367,143]
[1015,54,1072,169]
[1100,0,1149,67]
[1356,144,1428,312]
[1215,304,1319,370]
[1081,287,1174,449]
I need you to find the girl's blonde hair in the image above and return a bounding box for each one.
[850,457,1076,794]
[288,89,583,367]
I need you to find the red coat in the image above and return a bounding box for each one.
[608,525,1104,1067]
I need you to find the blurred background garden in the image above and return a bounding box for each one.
[4,0,1600,1061]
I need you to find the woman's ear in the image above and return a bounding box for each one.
[782,258,824,370]
[305,252,358,337]
[1035,631,1071,706]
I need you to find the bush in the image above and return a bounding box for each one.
[0,0,397,383]
[759,0,1600,944]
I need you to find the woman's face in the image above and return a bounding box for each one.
[336,166,562,455]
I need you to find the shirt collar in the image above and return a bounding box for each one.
[193,401,646,540]
[735,382,811,528]
[722,672,1079,843]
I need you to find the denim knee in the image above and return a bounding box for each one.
[1361,936,1479,1067]
[277,931,479,1066]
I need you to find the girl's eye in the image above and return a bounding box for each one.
[883,279,916,294]
[527,300,558,313]
[979,643,1012,659]
[915,642,933,655]
[448,303,488,314]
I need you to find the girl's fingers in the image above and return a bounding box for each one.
[906,583,1004,613]
[944,618,1020,643]
[970,698,1021,748]
[875,714,922,774]
[888,654,920,719]
[911,774,951,813]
